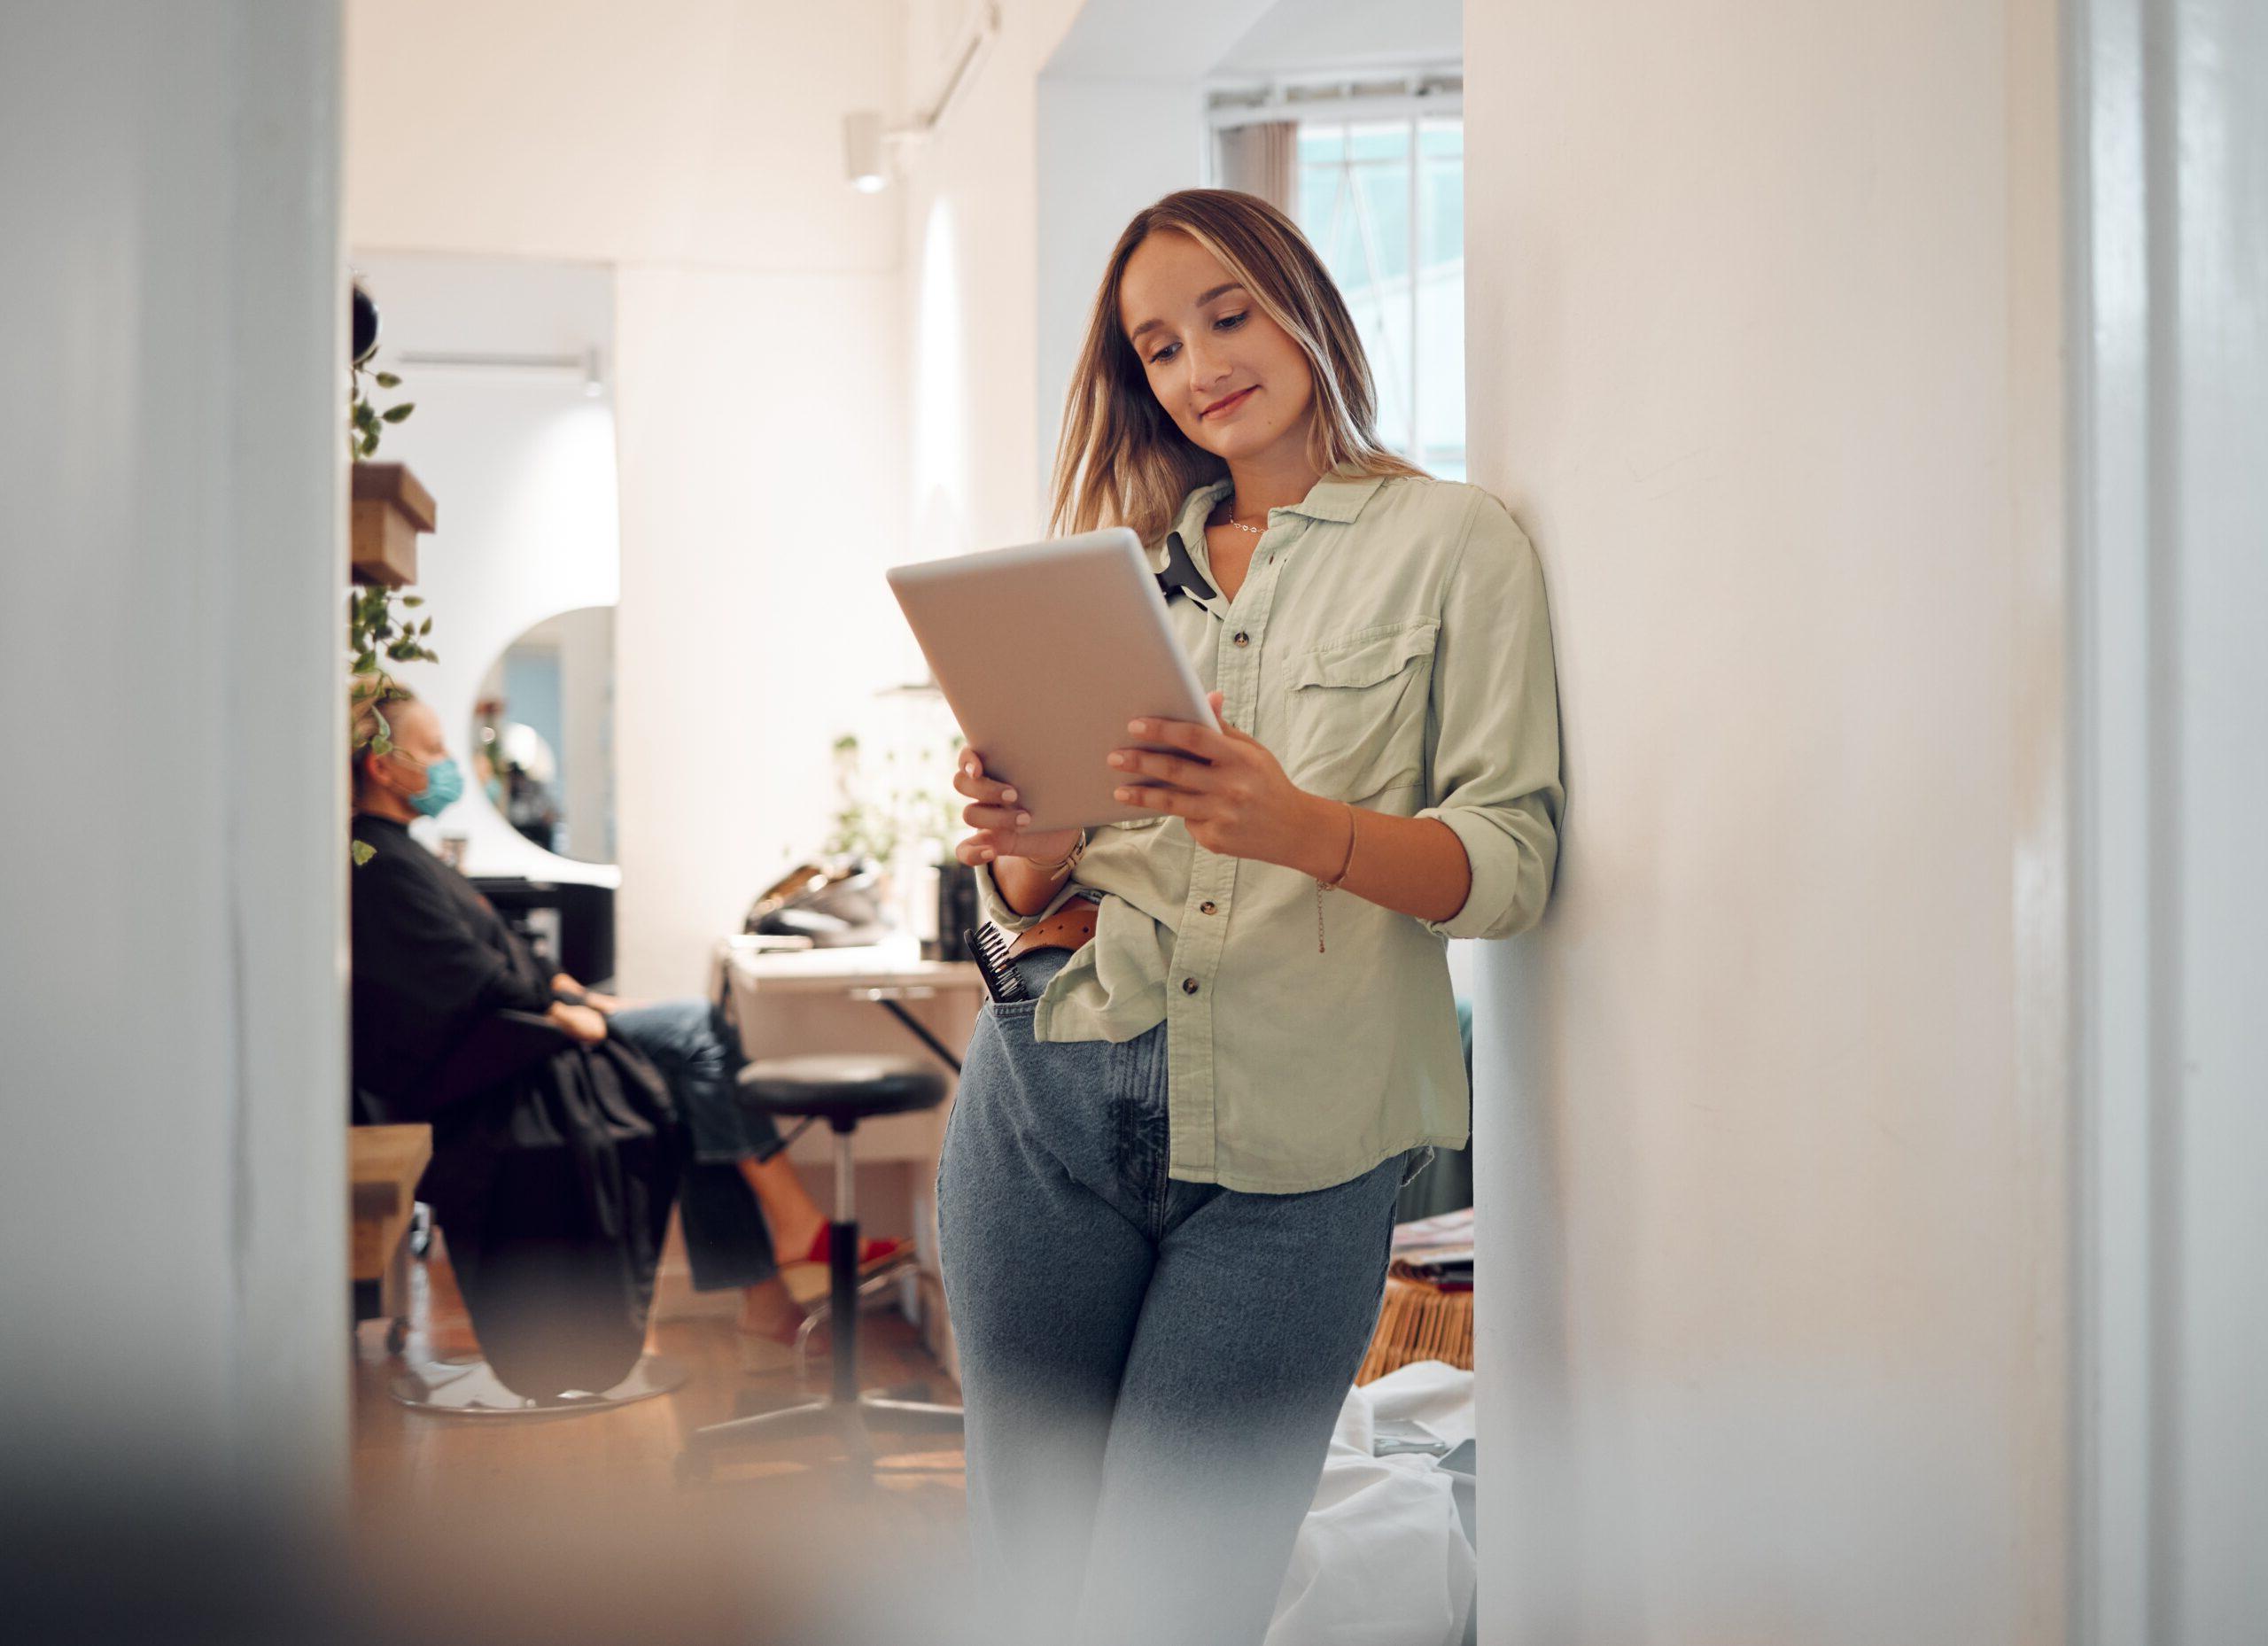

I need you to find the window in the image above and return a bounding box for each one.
[1293,116,1464,480]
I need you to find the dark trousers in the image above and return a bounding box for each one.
[608,999,781,1290]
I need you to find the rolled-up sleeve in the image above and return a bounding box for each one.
[1416,493,1564,940]
[972,859,1086,933]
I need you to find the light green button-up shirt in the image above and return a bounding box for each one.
[974,471,1563,1192]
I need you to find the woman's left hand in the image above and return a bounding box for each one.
[1109,690,1335,871]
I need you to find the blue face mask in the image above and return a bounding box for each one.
[409,757,465,818]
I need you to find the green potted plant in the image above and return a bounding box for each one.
[347,282,439,866]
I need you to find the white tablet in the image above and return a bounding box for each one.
[887,528,1216,831]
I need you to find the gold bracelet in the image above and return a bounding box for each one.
[1314,804,1357,954]
[1317,804,1358,889]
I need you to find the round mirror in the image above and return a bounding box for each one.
[472,606,616,863]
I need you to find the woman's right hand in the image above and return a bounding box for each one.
[952,749,1081,868]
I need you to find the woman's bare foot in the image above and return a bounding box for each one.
[737,1153,827,1265]
[737,1276,805,1341]
[771,1213,828,1269]
[734,1151,909,1282]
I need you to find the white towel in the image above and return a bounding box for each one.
[1266,1360,1477,1646]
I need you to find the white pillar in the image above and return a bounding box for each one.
[0,1,348,1510]
[2071,0,2268,1637]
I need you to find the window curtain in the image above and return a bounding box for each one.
[1216,120,1298,214]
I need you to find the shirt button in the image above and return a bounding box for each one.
[1199,900,1217,915]
[1181,977,1200,995]
[1231,631,1250,647]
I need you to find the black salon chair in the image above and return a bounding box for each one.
[354,1007,571,1128]
[356,1009,687,1415]
[678,1053,964,1480]
[351,1009,570,1346]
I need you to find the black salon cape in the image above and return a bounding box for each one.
[350,813,682,1397]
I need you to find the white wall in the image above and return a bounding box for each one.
[612,264,906,991]
[346,0,906,995]
[897,0,1087,558]
[348,252,622,888]
[1464,2,2069,1640]
[1032,76,1209,497]
[0,1,348,1509]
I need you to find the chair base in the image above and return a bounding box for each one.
[680,1116,962,1482]
[677,1390,963,1482]
[781,1254,920,1380]
[389,1352,687,1416]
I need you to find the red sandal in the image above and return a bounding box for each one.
[795,1225,911,1271]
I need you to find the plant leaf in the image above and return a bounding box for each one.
[381,403,416,423]
[352,840,375,866]
[374,372,400,389]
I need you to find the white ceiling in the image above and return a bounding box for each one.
[345,0,901,273]
[1209,0,1462,79]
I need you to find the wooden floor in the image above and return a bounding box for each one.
[348,1239,980,1644]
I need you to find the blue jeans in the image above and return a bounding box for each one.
[607,999,781,1292]
[937,950,1409,1646]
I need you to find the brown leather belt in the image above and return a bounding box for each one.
[1004,897,1099,961]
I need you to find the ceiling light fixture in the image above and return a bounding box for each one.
[843,111,888,193]
[842,2,1000,194]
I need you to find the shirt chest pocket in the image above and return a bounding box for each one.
[1278,617,1439,803]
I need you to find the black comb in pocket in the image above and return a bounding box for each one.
[965,926,1028,1004]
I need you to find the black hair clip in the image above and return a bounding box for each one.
[965,926,1028,1004]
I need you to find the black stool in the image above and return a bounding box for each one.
[678,1054,964,1480]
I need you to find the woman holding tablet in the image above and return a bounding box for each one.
[939,189,1562,1645]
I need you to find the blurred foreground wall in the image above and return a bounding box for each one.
[0,2,350,1511]
[1463,0,2070,1637]
[1468,0,2268,1636]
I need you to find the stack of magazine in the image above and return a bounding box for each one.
[1387,1206,1473,1292]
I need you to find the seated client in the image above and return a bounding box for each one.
[348,684,903,1343]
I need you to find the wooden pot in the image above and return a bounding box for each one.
[351,462,437,587]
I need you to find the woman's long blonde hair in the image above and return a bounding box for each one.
[1049,189,1425,543]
